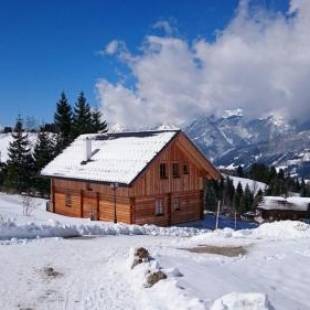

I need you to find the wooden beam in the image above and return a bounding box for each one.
[96,192,100,220]
[80,190,84,218]
[51,178,55,213]
[130,197,135,224]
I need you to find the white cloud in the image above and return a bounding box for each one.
[152,20,176,36]
[97,0,310,129]
[104,40,120,55]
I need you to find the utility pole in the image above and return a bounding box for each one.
[215,200,221,230]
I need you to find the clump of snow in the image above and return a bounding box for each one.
[192,221,310,243]
[211,292,273,310]
[0,219,207,241]
[250,221,310,240]
[127,247,204,309]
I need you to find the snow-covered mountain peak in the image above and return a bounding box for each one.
[185,112,310,178]
[156,123,180,130]
[222,108,243,119]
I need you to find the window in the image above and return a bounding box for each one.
[65,193,72,208]
[160,163,167,179]
[155,199,164,216]
[183,164,189,175]
[173,198,181,211]
[86,183,92,191]
[172,163,180,178]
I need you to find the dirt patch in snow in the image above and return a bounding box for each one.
[145,270,167,288]
[41,267,63,279]
[182,245,247,257]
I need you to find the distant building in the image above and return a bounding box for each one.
[257,196,310,222]
[41,130,221,226]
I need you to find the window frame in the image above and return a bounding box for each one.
[173,198,181,211]
[160,163,168,179]
[172,162,180,179]
[183,163,189,175]
[155,199,164,216]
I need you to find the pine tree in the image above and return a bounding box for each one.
[54,92,73,152]
[0,162,7,188]
[243,184,254,211]
[300,179,310,197]
[91,107,108,133]
[4,116,34,192]
[224,176,235,208]
[253,189,264,207]
[33,129,55,194]
[205,181,218,211]
[72,92,93,138]
[236,165,244,177]
[234,182,244,213]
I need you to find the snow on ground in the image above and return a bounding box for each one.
[0,193,205,240]
[1,193,310,309]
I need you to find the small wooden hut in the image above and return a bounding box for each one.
[257,196,310,222]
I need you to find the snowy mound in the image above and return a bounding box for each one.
[211,292,273,310]
[0,219,207,241]
[250,221,310,239]
[192,220,310,243]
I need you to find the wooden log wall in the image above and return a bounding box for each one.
[134,195,170,226]
[170,191,203,225]
[129,137,204,198]
[52,178,132,224]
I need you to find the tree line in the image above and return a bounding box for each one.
[205,164,310,214]
[0,92,107,195]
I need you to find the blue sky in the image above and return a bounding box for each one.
[0,0,289,126]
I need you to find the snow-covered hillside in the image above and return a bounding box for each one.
[0,193,310,309]
[227,175,267,194]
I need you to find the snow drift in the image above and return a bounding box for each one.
[211,292,273,310]
[0,218,207,241]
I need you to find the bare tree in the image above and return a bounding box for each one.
[22,194,35,216]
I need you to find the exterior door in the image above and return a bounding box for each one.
[82,191,98,220]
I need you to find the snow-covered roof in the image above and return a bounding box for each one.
[258,196,310,212]
[41,130,180,185]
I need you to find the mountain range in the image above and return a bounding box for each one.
[184,109,310,179]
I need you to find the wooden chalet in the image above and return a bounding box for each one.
[257,196,310,222]
[41,130,221,226]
